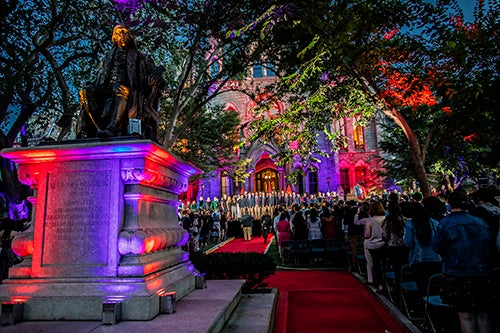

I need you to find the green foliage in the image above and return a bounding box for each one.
[1,0,280,199]
[241,0,499,194]
[0,0,118,144]
[169,105,241,173]
[190,251,277,291]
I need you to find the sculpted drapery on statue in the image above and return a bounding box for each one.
[77,25,165,140]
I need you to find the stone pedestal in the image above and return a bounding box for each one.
[0,139,199,320]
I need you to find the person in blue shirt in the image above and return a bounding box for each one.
[432,190,493,333]
[404,202,441,298]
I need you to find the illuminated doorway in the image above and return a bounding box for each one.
[256,169,279,192]
[254,152,279,192]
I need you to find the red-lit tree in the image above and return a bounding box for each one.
[244,0,499,197]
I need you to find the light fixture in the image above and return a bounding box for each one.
[159,291,177,314]
[195,272,207,289]
[102,301,122,325]
[1,301,24,325]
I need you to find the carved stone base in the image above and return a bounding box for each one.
[0,139,199,321]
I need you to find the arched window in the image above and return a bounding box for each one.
[220,171,232,197]
[266,62,276,77]
[340,168,350,194]
[253,62,263,78]
[297,173,304,194]
[308,171,318,194]
[353,125,365,150]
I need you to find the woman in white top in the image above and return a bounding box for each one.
[355,201,387,292]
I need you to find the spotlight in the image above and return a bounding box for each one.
[1,301,24,326]
[102,301,122,325]
[195,272,207,289]
[159,291,176,314]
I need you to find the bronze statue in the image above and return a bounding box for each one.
[77,25,164,140]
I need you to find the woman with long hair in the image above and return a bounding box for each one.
[355,201,387,292]
[384,200,408,302]
[320,205,337,239]
[307,207,323,240]
[276,212,292,256]
[291,204,308,241]
[404,202,441,297]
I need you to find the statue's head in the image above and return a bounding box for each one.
[112,25,134,48]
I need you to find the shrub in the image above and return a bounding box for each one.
[190,252,277,291]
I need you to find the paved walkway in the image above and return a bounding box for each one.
[0,238,420,333]
[1,280,251,333]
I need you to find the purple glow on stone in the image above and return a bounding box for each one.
[186,262,195,273]
[177,230,189,246]
[102,284,140,294]
[105,295,127,302]
[180,253,190,262]
[1,140,201,292]
[1,140,199,177]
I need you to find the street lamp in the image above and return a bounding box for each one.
[326,177,331,192]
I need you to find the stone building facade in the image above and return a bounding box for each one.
[193,64,384,201]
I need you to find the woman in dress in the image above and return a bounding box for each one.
[276,212,292,256]
[307,207,323,240]
[320,205,337,239]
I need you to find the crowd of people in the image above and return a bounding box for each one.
[179,185,500,333]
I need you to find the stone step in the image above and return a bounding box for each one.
[0,279,247,333]
[221,290,278,333]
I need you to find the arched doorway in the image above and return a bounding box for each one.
[254,152,279,192]
[256,169,279,192]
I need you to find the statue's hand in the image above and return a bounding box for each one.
[79,89,88,106]
[117,85,130,99]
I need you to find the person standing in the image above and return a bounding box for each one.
[291,204,308,241]
[432,190,493,333]
[383,199,408,302]
[241,208,254,241]
[307,207,323,240]
[470,188,500,267]
[219,208,227,241]
[276,212,292,256]
[355,201,387,293]
[404,202,441,298]
[261,209,272,244]
[320,205,337,239]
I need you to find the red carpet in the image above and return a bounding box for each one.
[265,270,407,333]
[212,236,274,254]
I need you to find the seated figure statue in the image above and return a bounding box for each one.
[77,25,164,140]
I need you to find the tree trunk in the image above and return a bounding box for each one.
[380,104,432,198]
